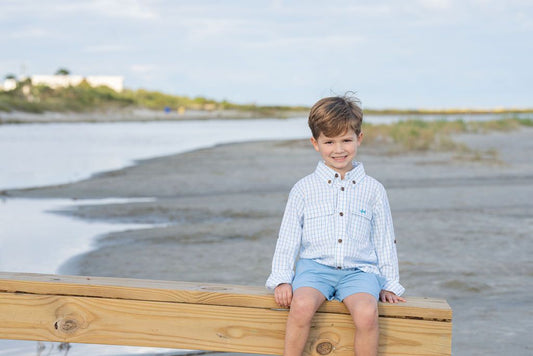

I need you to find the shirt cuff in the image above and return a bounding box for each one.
[382,280,405,296]
[265,271,293,290]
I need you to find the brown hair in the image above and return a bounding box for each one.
[308,94,363,139]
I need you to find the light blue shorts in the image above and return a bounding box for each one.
[292,259,385,301]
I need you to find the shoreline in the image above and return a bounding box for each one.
[1,108,531,125]
[4,128,533,354]
[0,108,308,124]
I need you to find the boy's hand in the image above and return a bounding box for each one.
[379,290,406,304]
[274,283,293,308]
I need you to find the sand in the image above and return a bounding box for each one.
[7,127,533,355]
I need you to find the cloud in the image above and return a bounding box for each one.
[127,64,159,83]
[83,45,132,53]
[8,27,50,39]
[251,34,367,52]
[130,64,156,73]
[55,0,160,20]
[179,18,253,42]
[416,0,452,10]
[0,0,157,21]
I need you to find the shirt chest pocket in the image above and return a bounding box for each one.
[304,203,335,219]
[348,203,373,240]
[303,203,336,242]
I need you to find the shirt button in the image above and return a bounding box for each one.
[335,173,339,178]
[352,180,356,184]
[339,212,344,216]
[341,187,345,191]
[338,239,343,243]
[337,266,342,270]
[328,180,332,184]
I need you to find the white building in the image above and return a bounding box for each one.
[9,75,125,92]
[1,78,17,91]
[30,75,85,89]
[84,76,124,92]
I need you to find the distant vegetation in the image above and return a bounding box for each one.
[363,117,533,160]
[0,81,308,116]
[55,68,71,75]
[0,81,132,113]
[1,79,532,117]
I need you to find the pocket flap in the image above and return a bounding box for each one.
[350,204,372,220]
[304,204,335,219]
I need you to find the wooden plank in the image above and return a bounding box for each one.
[0,272,452,321]
[0,292,452,356]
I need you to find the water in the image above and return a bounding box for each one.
[0,118,311,190]
[0,198,156,274]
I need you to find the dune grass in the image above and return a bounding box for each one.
[362,117,532,160]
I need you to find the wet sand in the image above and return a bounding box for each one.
[7,128,533,355]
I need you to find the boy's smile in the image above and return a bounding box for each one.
[311,130,363,179]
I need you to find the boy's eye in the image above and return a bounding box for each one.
[344,139,353,142]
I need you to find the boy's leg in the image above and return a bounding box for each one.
[343,293,379,356]
[284,287,326,356]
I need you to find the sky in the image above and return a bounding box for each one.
[1,0,532,109]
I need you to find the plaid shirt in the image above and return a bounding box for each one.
[266,161,405,296]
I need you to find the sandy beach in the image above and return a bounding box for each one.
[6,127,533,355]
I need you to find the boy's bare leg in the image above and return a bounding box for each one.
[284,287,326,356]
[343,293,379,356]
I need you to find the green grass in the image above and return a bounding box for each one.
[0,82,307,115]
[363,117,532,155]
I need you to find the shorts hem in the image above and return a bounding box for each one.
[292,284,332,301]
[337,290,380,302]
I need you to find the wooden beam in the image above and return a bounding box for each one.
[0,272,452,355]
[0,272,452,321]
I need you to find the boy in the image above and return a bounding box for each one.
[266,95,405,356]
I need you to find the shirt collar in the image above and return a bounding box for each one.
[314,160,366,184]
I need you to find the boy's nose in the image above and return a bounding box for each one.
[334,143,344,152]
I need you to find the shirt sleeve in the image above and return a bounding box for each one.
[370,185,405,296]
[265,184,305,290]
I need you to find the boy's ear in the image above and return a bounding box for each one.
[310,137,319,151]
[357,132,364,145]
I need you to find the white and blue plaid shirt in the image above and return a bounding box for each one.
[266,161,405,296]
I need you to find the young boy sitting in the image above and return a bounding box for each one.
[266,95,405,356]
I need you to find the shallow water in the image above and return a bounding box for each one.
[0,118,310,190]
[0,198,157,273]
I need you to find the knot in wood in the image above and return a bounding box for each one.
[55,318,79,334]
[316,341,333,355]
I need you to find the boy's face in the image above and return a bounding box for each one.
[310,130,363,178]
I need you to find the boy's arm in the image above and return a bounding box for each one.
[371,185,405,296]
[265,185,305,290]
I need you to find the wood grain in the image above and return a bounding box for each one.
[0,272,452,321]
[0,292,452,356]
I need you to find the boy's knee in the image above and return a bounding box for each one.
[289,295,320,322]
[346,295,379,331]
[353,303,379,331]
